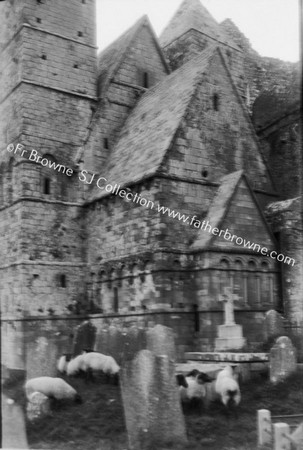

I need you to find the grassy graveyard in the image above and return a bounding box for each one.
[3,370,303,450]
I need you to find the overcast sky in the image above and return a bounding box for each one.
[96,0,300,62]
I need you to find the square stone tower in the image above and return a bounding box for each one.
[0,0,97,317]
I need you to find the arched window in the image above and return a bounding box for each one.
[260,261,271,304]
[233,260,245,302]
[247,260,260,305]
[220,258,230,294]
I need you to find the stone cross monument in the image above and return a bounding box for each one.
[215,286,246,351]
[219,286,236,325]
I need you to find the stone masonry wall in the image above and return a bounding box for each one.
[162,29,246,99]
[163,50,274,194]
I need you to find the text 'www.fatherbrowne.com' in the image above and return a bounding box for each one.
[6,143,295,267]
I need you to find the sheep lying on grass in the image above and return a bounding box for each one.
[25,377,82,407]
[178,369,213,413]
[215,365,241,417]
[66,351,120,383]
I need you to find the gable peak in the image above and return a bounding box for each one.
[159,0,223,48]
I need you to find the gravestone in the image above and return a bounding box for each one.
[120,326,145,362]
[26,391,51,421]
[94,325,109,354]
[263,310,284,341]
[146,324,176,362]
[72,320,96,356]
[26,336,58,379]
[215,287,246,351]
[2,396,29,448]
[270,336,297,383]
[120,350,187,450]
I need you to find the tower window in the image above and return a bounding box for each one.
[59,274,66,288]
[41,54,47,60]
[82,0,86,3]
[213,93,219,111]
[43,178,51,195]
[202,169,208,178]
[78,31,83,37]
[143,72,149,88]
[103,138,109,149]
[36,18,42,23]
[74,64,78,69]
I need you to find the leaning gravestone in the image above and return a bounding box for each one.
[120,350,187,450]
[72,320,96,356]
[146,324,176,362]
[2,395,29,448]
[270,336,297,383]
[264,310,284,342]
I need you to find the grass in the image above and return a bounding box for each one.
[3,371,303,450]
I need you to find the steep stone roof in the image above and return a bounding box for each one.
[191,171,243,249]
[97,15,169,97]
[89,46,218,202]
[159,0,239,50]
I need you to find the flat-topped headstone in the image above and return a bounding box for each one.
[146,324,176,362]
[120,349,187,450]
[72,320,96,356]
[270,336,297,383]
[2,396,29,448]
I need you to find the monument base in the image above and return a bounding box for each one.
[215,324,246,351]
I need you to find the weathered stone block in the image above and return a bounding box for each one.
[120,350,187,450]
[270,336,297,383]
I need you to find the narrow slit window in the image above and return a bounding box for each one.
[213,93,219,111]
[78,31,83,37]
[143,72,149,88]
[113,287,119,312]
[43,178,51,195]
[36,17,41,23]
[104,138,109,149]
[59,274,66,288]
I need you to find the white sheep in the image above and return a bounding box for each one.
[215,365,241,414]
[178,369,213,411]
[82,352,120,383]
[57,354,72,374]
[66,354,86,377]
[25,377,82,404]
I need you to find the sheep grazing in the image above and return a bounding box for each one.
[66,351,120,383]
[178,369,213,413]
[25,377,82,406]
[82,352,120,383]
[57,353,72,374]
[66,353,86,377]
[215,365,241,416]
